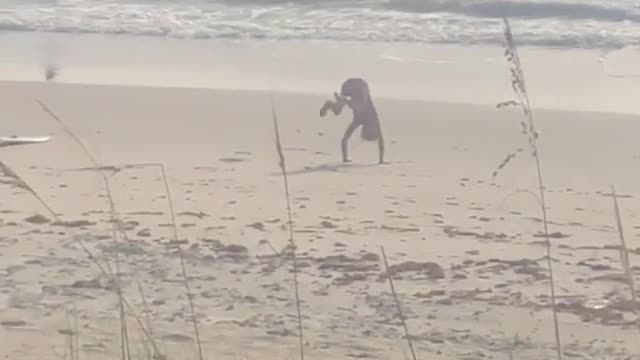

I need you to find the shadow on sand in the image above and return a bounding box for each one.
[272,162,378,176]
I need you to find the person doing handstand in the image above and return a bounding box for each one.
[320,78,385,164]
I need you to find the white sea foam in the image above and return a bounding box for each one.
[1,0,640,48]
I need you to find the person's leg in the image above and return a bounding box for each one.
[320,93,351,117]
[341,122,359,163]
[377,132,385,164]
[320,99,345,117]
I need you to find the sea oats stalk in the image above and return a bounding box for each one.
[73,302,79,360]
[61,305,77,360]
[610,186,637,318]
[270,93,305,360]
[34,100,175,360]
[495,18,562,360]
[136,278,163,360]
[157,164,204,360]
[74,161,202,360]
[380,246,417,360]
[36,99,131,360]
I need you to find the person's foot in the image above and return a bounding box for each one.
[343,159,352,163]
[319,101,332,117]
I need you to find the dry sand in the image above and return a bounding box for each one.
[1,80,639,359]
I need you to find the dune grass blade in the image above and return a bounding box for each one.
[90,162,204,360]
[142,164,206,360]
[129,163,203,360]
[270,93,304,360]
[498,18,562,360]
[63,305,77,360]
[136,279,163,359]
[160,164,204,360]
[33,100,168,359]
[380,246,417,360]
[177,249,204,360]
[74,303,79,360]
[55,161,206,359]
[610,186,638,316]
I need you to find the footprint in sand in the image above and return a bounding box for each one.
[445,196,460,206]
[24,214,51,225]
[128,211,164,216]
[285,147,307,152]
[52,219,95,228]
[247,222,265,231]
[380,225,419,233]
[193,166,218,171]
[219,157,248,163]
[320,220,338,229]
[178,211,208,219]
[0,320,28,328]
[136,228,151,237]
[205,225,226,231]
[161,333,194,343]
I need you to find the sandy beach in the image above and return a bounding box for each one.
[0,78,639,359]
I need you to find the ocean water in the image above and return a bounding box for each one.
[1,0,640,49]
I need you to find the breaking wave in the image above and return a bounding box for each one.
[0,0,639,48]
